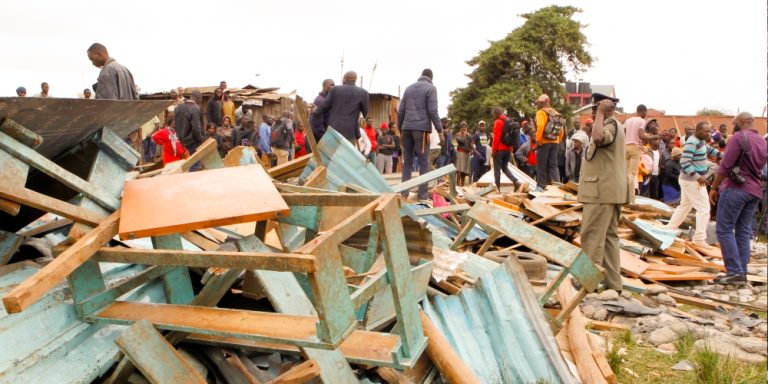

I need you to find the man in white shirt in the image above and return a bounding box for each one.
[428,122,441,170]
[34,82,51,97]
[647,136,663,199]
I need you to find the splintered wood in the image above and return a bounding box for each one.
[118,165,290,239]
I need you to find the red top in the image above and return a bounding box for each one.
[492,115,510,153]
[364,125,378,151]
[295,130,306,157]
[528,142,537,166]
[151,126,186,165]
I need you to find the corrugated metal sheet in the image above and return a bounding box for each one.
[0,97,171,159]
[631,218,678,250]
[0,262,166,384]
[424,258,577,384]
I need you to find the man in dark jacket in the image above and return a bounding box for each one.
[398,69,443,200]
[314,71,368,143]
[87,43,139,100]
[309,79,334,141]
[175,90,204,170]
[207,88,224,126]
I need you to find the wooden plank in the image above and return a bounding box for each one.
[419,310,481,384]
[664,258,726,272]
[390,164,456,194]
[412,203,471,217]
[0,149,28,216]
[645,264,702,274]
[281,192,380,206]
[620,249,649,276]
[0,230,23,266]
[2,211,119,313]
[16,218,73,237]
[119,165,289,239]
[0,130,120,210]
[114,320,206,384]
[0,184,106,226]
[268,153,312,179]
[668,292,733,310]
[181,231,220,251]
[687,241,723,259]
[180,138,220,172]
[92,301,334,349]
[265,360,320,384]
[557,279,608,384]
[641,272,713,281]
[587,320,630,332]
[93,247,317,273]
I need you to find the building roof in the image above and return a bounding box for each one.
[589,85,616,97]
[578,113,768,135]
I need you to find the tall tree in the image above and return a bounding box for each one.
[696,107,726,116]
[448,6,592,128]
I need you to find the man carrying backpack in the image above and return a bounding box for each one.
[271,111,295,165]
[534,94,565,187]
[492,106,522,191]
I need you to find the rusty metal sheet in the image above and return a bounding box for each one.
[0,97,171,159]
[119,165,290,240]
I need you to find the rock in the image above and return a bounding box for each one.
[737,288,753,296]
[640,295,660,308]
[657,343,676,354]
[714,322,731,332]
[597,289,619,301]
[585,293,599,300]
[696,335,767,364]
[620,290,633,299]
[753,323,767,336]
[649,326,680,346]
[738,295,755,303]
[593,308,609,321]
[719,294,731,301]
[730,326,752,337]
[645,285,668,295]
[581,304,596,319]
[737,337,768,355]
[671,360,694,371]
[654,293,677,306]
[702,284,723,293]
[691,289,702,295]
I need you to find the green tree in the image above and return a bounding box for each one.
[448,6,592,129]
[696,107,726,116]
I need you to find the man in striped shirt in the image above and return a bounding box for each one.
[663,122,721,245]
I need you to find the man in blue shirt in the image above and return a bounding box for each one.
[258,115,274,156]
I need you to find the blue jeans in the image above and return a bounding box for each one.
[716,188,760,275]
[401,130,430,199]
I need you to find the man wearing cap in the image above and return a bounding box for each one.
[534,94,564,187]
[375,123,395,173]
[15,87,26,97]
[578,93,629,292]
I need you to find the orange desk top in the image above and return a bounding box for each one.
[119,165,289,240]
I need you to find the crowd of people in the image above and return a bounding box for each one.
[11,45,768,293]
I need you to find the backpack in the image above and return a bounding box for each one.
[270,119,290,148]
[542,109,564,141]
[501,118,521,149]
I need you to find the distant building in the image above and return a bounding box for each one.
[565,81,616,108]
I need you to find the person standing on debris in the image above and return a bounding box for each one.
[578,93,629,292]
[663,122,721,246]
[208,88,224,127]
[174,90,204,170]
[314,71,369,144]
[34,82,51,97]
[294,121,307,158]
[491,107,522,191]
[390,122,403,172]
[662,147,683,203]
[375,123,395,173]
[398,69,444,200]
[86,43,139,100]
[363,117,378,164]
[15,86,26,97]
[534,94,563,187]
[565,134,585,183]
[309,79,334,141]
[515,133,536,178]
[624,105,659,202]
[470,133,487,183]
[710,112,768,285]
[473,120,491,176]
[152,116,187,165]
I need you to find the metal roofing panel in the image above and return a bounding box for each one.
[424,258,577,384]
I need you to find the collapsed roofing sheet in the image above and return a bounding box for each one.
[424,258,577,384]
[0,262,166,384]
[0,97,171,159]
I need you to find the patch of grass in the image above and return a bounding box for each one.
[689,346,767,384]
[620,329,636,348]
[673,331,696,360]
[607,343,623,373]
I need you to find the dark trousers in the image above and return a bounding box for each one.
[186,141,202,171]
[716,188,760,276]
[401,130,430,199]
[648,175,661,199]
[535,143,560,187]
[493,150,518,190]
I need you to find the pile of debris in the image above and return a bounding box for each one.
[0,97,765,384]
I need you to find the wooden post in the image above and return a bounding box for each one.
[419,310,481,384]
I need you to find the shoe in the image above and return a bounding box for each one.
[714,274,747,286]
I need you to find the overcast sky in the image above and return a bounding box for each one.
[2,0,766,117]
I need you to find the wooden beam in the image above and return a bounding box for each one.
[0,185,106,226]
[115,320,206,384]
[181,138,222,172]
[16,218,73,237]
[0,130,120,210]
[557,279,608,384]
[281,192,380,207]
[268,153,312,179]
[412,203,471,216]
[419,310,481,384]
[265,360,320,384]
[2,211,119,313]
[391,164,456,194]
[93,247,317,273]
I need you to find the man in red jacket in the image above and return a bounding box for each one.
[151,117,187,165]
[492,107,521,191]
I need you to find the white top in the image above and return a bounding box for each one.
[358,128,372,156]
[651,149,660,176]
[429,123,441,150]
